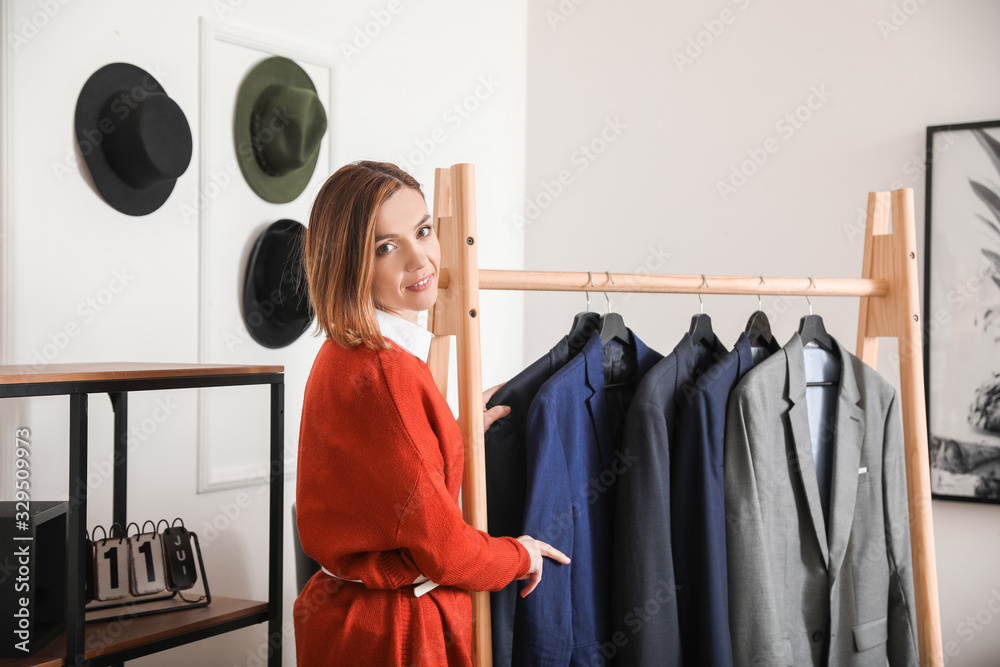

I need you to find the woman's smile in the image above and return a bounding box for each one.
[407,273,434,292]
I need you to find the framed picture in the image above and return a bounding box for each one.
[925,119,1000,503]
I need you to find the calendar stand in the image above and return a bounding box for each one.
[84,531,212,623]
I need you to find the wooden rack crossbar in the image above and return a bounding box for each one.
[426,163,943,667]
[473,270,890,297]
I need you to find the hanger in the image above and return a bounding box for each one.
[799,277,838,387]
[798,277,834,351]
[689,274,716,348]
[568,271,600,355]
[599,271,632,346]
[744,276,780,353]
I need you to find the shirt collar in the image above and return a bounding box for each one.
[375,309,432,362]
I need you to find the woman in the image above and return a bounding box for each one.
[294,160,569,665]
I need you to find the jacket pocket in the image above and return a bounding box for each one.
[853,616,888,652]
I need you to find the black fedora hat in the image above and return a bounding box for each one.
[75,63,193,216]
[242,219,314,349]
[234,56,328,204]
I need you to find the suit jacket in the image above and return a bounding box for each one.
[610,330,728,667]
[486,335,574,667]
[724,333,919,666]
[514,330,662,666]
[671,333,759,667]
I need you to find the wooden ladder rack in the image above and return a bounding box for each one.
[426,163,942,667]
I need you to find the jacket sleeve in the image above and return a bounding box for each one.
[296,350,531,592]
[513,393,574,666]
[882,391,919,665]
[724,389,788,666]
[611,397,682,666]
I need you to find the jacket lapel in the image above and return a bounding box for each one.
[826,338,865,582]
[672,334,697,411]
[582,333,612,471]
[784,334,830,566]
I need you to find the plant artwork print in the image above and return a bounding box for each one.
[926,122,1000,503]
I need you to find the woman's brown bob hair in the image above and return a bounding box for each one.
[302,160,424,349]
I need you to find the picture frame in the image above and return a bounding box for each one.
[924,119,1000,504]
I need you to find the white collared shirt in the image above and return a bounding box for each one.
[374,309,433,363]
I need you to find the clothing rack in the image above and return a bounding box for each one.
[425,163,943,667]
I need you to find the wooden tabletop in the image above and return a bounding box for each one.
[0,362,284,385]
[0,596,268,667]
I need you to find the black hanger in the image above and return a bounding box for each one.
[689,313,715,347]
[598,272,631,346]
[745,310,779,352]
[798,314,833,351]
[799,278,838,386]
[600,312,631,346]
[799,315,837,387]
[745,278,780,353]
[569,311,599,355]
[689,275,716,349]
[798,278,834,352]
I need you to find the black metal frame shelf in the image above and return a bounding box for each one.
[0,364,284,667]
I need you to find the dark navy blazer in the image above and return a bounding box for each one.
[485,335,575,667]
[513,330,661,666]
[611,330,728,666]
[671,333,759,667]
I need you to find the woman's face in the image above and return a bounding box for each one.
[371,187,439,323]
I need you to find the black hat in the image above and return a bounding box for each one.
[234,56,328,203]
[75,63,193,216]
[242,219,314,348]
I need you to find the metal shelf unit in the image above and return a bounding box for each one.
[0,362,284,667]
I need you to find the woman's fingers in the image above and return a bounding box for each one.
[517,538,570,597]
[538,542,571,565]
[483,404,511,430]
[483,382,505,406]
[483,382,510,431]
[482,381,509,431]
[520,567,541,597]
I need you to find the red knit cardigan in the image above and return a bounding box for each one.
[293,338,532,666]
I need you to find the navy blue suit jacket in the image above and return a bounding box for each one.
[513,330,661,666]
[671,333,760,667]
[611,331,728,666]
[486,335,574,667]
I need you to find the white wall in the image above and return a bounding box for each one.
[5,0,999,665]
[523,1,1000,665]
[0,1,526,665]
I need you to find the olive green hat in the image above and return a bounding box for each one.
[234,56,328,203]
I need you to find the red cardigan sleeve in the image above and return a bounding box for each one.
[296,342,531,593]
[396,456,531,591]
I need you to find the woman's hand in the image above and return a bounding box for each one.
[483,382,511,431]
[515,535,571,597]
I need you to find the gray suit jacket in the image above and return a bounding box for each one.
[724,333,918,666]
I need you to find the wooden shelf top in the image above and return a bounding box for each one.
[0,596,268,666]
[0,362,284,385]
